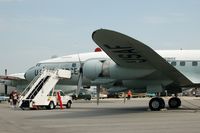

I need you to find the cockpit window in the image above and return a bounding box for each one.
[36,63,41,67]
[192,61,198,66]
[180,61,185,66]
[171,61,176,66]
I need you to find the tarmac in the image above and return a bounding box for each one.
[0,97,200,133]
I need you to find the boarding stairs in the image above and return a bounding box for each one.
[18,69,71,109]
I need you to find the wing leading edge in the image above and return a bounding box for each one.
[92,29,193,87]
[0,73,25,80]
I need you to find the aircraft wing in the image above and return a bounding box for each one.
[0,73,25,81]
[0,73,28,91]
[92,29,193,87]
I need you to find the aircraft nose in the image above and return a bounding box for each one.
[24,72,27,79]
[24,67,36,81]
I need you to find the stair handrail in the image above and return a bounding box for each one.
[20,68,46,97]
[27,76,49,100]
[25,69,58,100]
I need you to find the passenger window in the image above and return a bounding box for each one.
[180,61,185,66]
[192,61,198,66]
[72,63,76,67]
[171,61,176,66]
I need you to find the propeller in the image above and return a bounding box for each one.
[76,54,101,106]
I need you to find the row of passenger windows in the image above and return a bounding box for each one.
[170,61,198,66]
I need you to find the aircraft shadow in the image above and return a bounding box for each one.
[29,106,148,120]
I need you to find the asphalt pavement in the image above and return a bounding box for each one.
[0,97,200,133]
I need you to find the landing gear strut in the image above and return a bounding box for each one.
[149,97,165,111]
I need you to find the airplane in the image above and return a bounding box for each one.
[1,29,200,111]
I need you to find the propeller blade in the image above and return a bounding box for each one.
[76,72,82,97]
[76,54,83,97]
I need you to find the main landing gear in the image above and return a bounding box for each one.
[149,97,181,111]
[168,97,181,109]
[149,97,165,111]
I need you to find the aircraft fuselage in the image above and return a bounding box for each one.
[24,50,200,93]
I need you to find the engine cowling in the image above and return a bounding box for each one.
[83,60,103,80]
[82,59,155,81]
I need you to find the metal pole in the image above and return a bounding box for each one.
[5,69,7,76]
[123,92,126,104]
[96,85,100,106]
[4,69,8,95]
[4,84,7,96]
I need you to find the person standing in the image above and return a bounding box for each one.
[9,91,14,107]
[127,90,132,100]
[12,90,19,108]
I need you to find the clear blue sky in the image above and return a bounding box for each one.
[0,0,200,74]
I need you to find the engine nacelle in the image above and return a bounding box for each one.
[83,59,155,81]
[83,60,103,80]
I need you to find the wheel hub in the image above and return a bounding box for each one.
[152,100,160,109]
[50,103,54,109]
[170,100,178,106]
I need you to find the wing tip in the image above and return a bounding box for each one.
[92,28,105,40]
[92,28,114,39]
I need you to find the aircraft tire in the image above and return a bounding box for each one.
[168,97,181,109]
[66,101,72,109]
[48,101,55,110]
[149,97,165,111]
[159,97,165,109]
